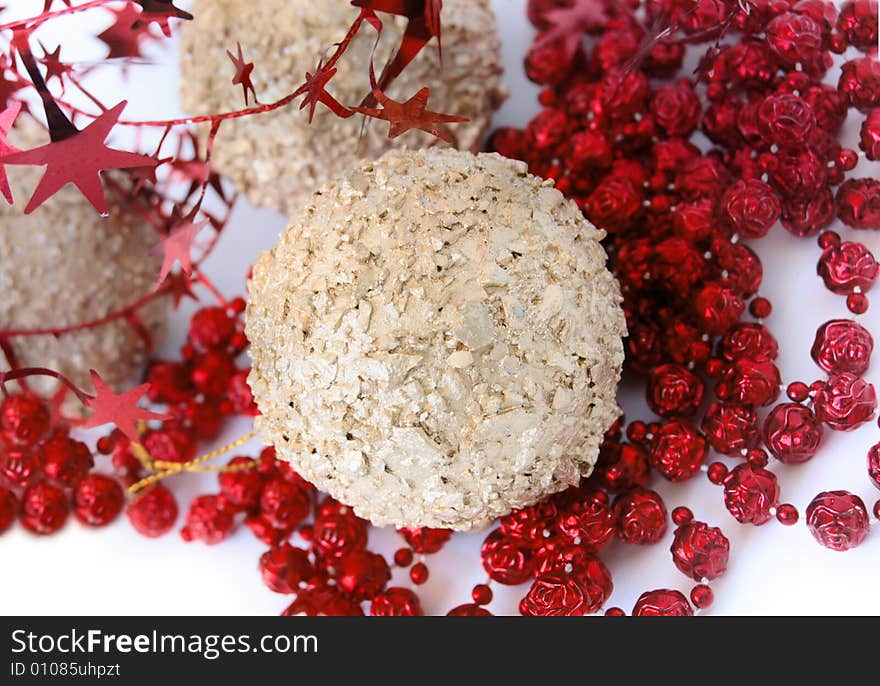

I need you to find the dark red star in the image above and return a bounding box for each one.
[293,59,352,123]
[163,271,199,308]
[38,43,71,85]
[534,0,607,57]
[133,0,193,38]
[0,100,21,204]
[352,86,466,143]
[2,101,158,215]
[97,4,157,60]
[81,370,169,443]
[151,219,207,287]
[226,42,256,105]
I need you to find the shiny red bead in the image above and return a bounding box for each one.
[649,420,708,482]
[647,364,704,418]
[715,357,782,407]
[597,442,650,492]
[670,521,730,581]
[838,57,880,113]
[312,507,368,559]
[718,323,779,362]
[410,562,429,585]
[283,586,363,616]
[868,442,880,490]
[259,478,310,530]
[632,589,693,617]
[763,403,824,464]
[40,435,93,487]
[722,463,780,525]
[20,481,69,535]
[811,319,874,375]
[776,503,800,525]
[757,93,816,149]
[258,543,313,594]
[707,462,729,485]
[217,456,263,511]
[836,178,880,230]
[143,428,195,465]
[690,584,714,610]
[813,373,877,431]
[370,587,423,616]
[838,0,879,51]
[0,485,17,534]
[481,529,533,585]
[398,527,452,554]
[671,506,693,526]
[188,306,237,352]
[0,394,50,446]
[720,178,781,239]
[472,584,493,605]
[695,283,745,335]
[180,494,235,545]
[0,445,40,487]
[447,603,492,616]
[393,547,413,567]
[557,490,615,552]
[520,559,612,617]
[613,488,668,545]
[701,402,761,456]
[859,108,880,161]
[73,474,124,526]
[126,484,178,538]
[245,513,292,546]
[651,79,701,137]
[806,490,870,551]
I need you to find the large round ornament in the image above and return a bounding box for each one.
[0,122,165,403]
[180,0,507,215]
[246,148,626,529]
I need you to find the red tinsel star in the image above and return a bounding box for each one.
[0,100,21,204]
[133,0,193,38]
[534,0,607,57]
[151,219,207,287]
[82,370,168,443]
[293,59,352,123]
[1,101,157,215]
[352,1,443,97]
[164,271,199,308]
[97,4,157,59]
[226,42,256,106]
[352,86,467,143]
[38,43,71,85]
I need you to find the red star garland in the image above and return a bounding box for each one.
[97,4,158,60]
[0,100,21,204]
[0,100,158,215]
[81,370,168,444]
[38,43,71,86]
[353,84,466,143]
[226,42,256,106]
[151,219,208,287]
[534,0,607,58]
[293,59,352,123]
[164,271,199,308]
[132,0,193,38]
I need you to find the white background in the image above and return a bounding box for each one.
[1,0,879,616]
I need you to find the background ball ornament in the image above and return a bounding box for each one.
[0,122,166,405]
[246,148,626,530]
[179,0,507,216]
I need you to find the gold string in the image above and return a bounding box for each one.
[128,430,258,495]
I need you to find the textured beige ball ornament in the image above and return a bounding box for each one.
[179,0,506,215]
[0,122,166,403]
[246,148,626,530]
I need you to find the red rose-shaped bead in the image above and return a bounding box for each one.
[370,587,423,616]
[839,58,880,112]
[584,175,642,232]
[649,421,708,482]
[40,436,93,487]
[811,319,874,375]
[806,490,870,551]
[73,474,124,526]
[188,307,237,352]
[259,543,314,594]
[447,604,492,616]
[695,283,745,335]
[481,529,533,585]
[20,481,69,535]
[766,12,823,65]
[765,148,827,200]
[647,364,704,418]
[519,565,611,617]
[312,507,368,558]
[677,156,731,200]
[0,394,50,446]
[715,357,782,407]
[670,521,730,581]
[813,373,877,431]
[722,463,780,525]
[0,445,40,487]
[217,456,263,511]
[613,488,668,545]
[283,585,363,616]
[337,550,390,600]
[557,490,615,552]
[597,442,650,492]
[781,188,836,237]
[398,527,453,554]
[836,178,880,230]
[127,484,178,538]
[260,478,310,530]
[763,403,824,464]
[757,93,816,148]
[180,494,235,545]
[146,361,193,405]
[143,427,196,465]
[651,79,701,136]
[701,402,761,456]
[817,240,879,294]
[0,485,18,534]
[859,109,880,161]
[632,589,693,617]
[720,179,781,239]
[719,323,779,362]
[867,442,880,489]
[714,241,764,297]
[838,0,879,51]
